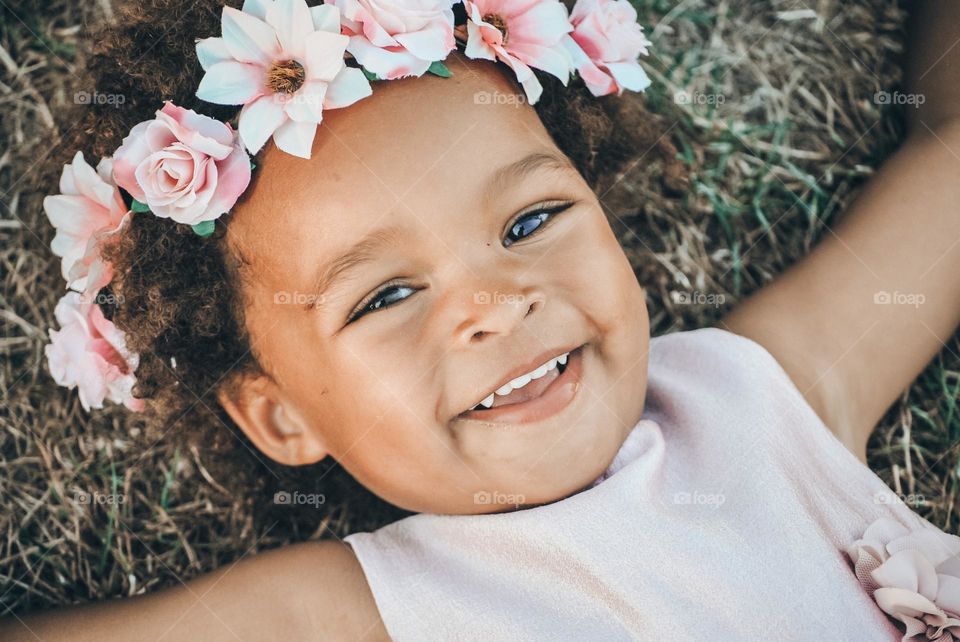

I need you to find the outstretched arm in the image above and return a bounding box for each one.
[0,541,386,641]
[721,1,960,461]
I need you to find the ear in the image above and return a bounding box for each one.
[217,374,328,466]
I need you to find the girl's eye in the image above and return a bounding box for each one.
[348,283,417,323]
[503,202,574,247]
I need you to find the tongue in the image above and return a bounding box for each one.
[490,367,560,408]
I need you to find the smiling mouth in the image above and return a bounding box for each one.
[457,346,585,424]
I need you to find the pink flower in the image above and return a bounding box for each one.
[847,517,960,641]
[45,291,143,412]
[111,102,251,226]
[462,0,574,104]
[329,0,457,80]
[561,0,650,97]
[43,152,128,296]
[195,0,372,159]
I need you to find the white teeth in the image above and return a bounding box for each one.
[471,350,572,412]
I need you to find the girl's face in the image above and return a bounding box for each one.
[224,54,650,514]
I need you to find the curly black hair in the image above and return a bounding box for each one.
[49,0,684,534]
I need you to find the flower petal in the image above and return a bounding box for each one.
[605,60,651,92]
[347,36,431,79]
[196,36,233,70]
[303,29,350,82]
[284,80,327,122]
[311,3,341,33]
[322,66,373,109]
[873,549,940,601]
[936,573,960,618]
[239,95,288,154]
[241,0,270,20]
[222,6,281,66]
[265,0,314,59]
[273,118,318,159]
[196,61,265,105]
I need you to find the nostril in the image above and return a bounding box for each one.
[524,299,542,318]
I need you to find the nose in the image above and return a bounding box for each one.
[453,284,546,345]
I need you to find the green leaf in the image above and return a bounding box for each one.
[427,60,453,78]
[361,67,380,81]
[191,220,216,237]
[130,199,151,213]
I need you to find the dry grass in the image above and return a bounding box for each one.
[3,0,957,621]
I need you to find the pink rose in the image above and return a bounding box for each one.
[561,0,651,97]
[847,517,960,641]
[112,102,251,225]
[43,151,128,296]
[329,0,457,80]
[45,291,143,412]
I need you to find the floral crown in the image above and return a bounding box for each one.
[43,0,652,412]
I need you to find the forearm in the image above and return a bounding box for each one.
[723,118,960,460]
[0,541,380,641]
[904,1,960,132]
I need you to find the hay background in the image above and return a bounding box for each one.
[3,0,957,619]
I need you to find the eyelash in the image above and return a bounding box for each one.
[345,200,576,324]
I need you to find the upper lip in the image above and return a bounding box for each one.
[460,344,581,415]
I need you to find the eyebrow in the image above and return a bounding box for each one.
[311,151,576,305]
[311,226,403,305]
[485,150,577,203]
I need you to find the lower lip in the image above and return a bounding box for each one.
[457,346,585,425]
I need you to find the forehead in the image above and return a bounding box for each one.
[229,53,568,282]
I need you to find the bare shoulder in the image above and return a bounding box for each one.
[280,540,390,641]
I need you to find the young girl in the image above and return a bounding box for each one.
[6,0,960,639]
